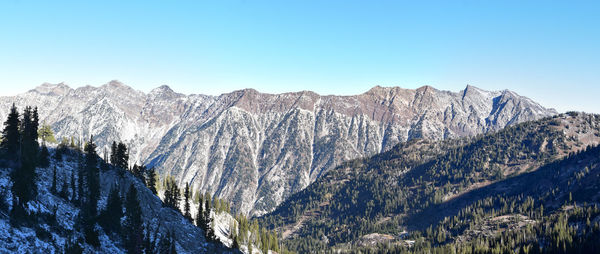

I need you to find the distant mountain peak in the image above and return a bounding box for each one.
[152,84,173,93]
[238,88,260,95]
[107,79,125,87]
[463,84,477,92]
[148,85,185,101]
[30,82,72,96]
[150,84,175,95]
[461,84,498,99]
[416,85,437,91]
[100,80,137,92]
[363,85,407,98]
[365,85,399,92]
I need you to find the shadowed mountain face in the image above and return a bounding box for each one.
[0,81,556,215]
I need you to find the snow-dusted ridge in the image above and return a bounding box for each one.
[0,81,557,216]
[0,145,236,253]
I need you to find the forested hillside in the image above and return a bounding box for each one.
[259,112,600,253]
[0,104,237,253]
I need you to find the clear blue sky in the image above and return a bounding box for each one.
[0,1,598,113]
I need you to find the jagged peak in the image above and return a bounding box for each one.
[492,89,524,103]
[459,84,505,101]
[151,84,173,93]
[298,90,320,98]
[500,89,517,97]
[366,85,386,92]
[30,82,72,96]
[464,84,480,92]
[97,80,148,98]
[239,88,260,95]
[150,84,174,95]
[218,88,256,97]
[148,84,185,100]
[365,85,437,94]
[222,88,260,102]
[415,85,437,93]
[102,80,129,89]
[462,84,483,96]
[363,85,410,97]
[100,80,144,93]
[366,85,398,93]
[34,82,70,90]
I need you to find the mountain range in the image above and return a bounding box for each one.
[0,81,557,216]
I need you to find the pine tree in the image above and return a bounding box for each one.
[132,164,146,183]
[100,158,109,172]
[77,155,84,206]
[124,184,144,254]
[51,166,57,194]
[204,193,216,242]
[31,107,39,142]
[99,184,123,234]
[37,123,56,143]
[84,136,100,217]
[270,231,279,252]
[1,103,20,160]
[53,146,62,161]
[20,106,39,157]
[10,106,39,211]
[205,192,212,212]
[115,142,129,170]
[80,137,101,247]
[54,138,67,161]
[70,169,77,202]
[163,176,180,209]
[214,196,221,212]
[38,143,50,168]
[110,141,117,165]
[146,168,158,195]
[196,201,205,230]
[232,235,240,249]
[183,183,192,222]
[260,227,268,253]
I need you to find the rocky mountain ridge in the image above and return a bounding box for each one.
[0,81,557,215]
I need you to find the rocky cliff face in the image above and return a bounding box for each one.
[0,81,557,216]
